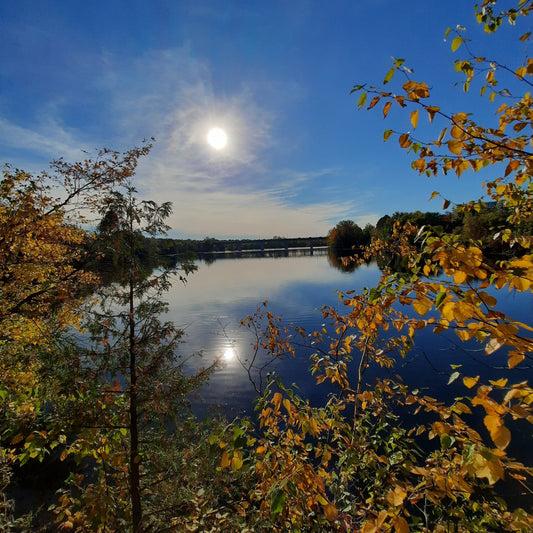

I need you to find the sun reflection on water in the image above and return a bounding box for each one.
[223,346,237,362]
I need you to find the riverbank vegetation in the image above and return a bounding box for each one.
[1,1,532,531]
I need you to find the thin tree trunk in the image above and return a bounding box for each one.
[352,339,369,441]
[128,208,142,532]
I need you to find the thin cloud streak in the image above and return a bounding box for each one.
[1,46,372,238]
[0,117,87,165]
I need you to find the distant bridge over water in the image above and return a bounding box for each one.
[198,237,328,256]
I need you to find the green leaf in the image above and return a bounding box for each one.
[384,67,396,84]
[350,84,366,94]
[435,291,447,309]
[383,129,393,141]
[451,36,463,52]
[441,433,456,450]
[271,489,286,516]
[448,371,460,385]
[357,92,367,107]
[393,57,405,68]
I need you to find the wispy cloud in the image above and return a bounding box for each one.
[1,45,371,237]
[0,117,87,166]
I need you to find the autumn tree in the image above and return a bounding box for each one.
[48,183,225,532]
[0,145,152,526]
[327,220,367,257]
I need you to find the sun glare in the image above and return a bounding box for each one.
[207,127,228,150]
[223,347,236,362]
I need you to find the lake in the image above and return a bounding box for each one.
[165,250,533,440]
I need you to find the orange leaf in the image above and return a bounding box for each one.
[383,101,392,118]
[504,160,520,177]
[368,96,380,110]
[484,414,511,450]
[399,133,411,148]
[463,376,480,389]
[272,392,282,411]
[426,106,440,123]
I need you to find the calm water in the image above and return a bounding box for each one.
[165,252,533,430]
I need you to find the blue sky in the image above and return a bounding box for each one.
[0,1,526,238]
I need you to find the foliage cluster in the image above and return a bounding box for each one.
[216,1,533,531]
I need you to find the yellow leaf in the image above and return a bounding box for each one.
[450,125,465,139]
[516,66,527,78]
[489,378,507,387]
[508,352,525,369]
[394,516,410,533]
[463,376,480,389]
[386,486,407,506]
[231,450,244,471]
[453,270,467,284]
[323,503,338,522]
[412,298,431,316]
[511,276,531,292]
[464,451,504,485]
[256,445,267,455]
[448,140,464,154]
[410,109,419,129]
[221,451,231,469]
[451,36,463,52]
[456,329,475,341]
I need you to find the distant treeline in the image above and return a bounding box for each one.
[157,235,328,256]
[88,234,328,279]
[88,201,532,279]
[328,202,532,261]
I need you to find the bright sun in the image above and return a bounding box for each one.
[207,127,228,150]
